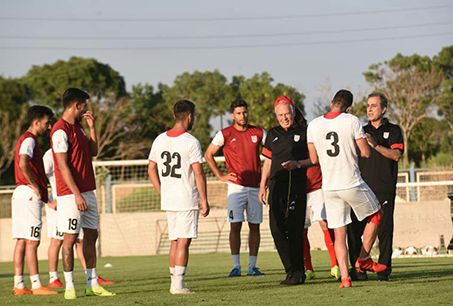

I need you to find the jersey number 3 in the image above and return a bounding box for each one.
[326,132,340,157]
[161,151,182,178]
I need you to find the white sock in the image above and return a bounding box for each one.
[49,271,58,282]
[169,267,175,289]
[86,268,99,289]
[64,271,74,290]
[14,275,24,289]
[232,254,240,269]
[248,256,257,270]
[30,274,41,289]
[174,266,186,290]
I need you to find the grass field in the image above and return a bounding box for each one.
[1,251,452,305]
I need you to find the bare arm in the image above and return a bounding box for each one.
[192,162,210,217]
[83,111,98,156]
[18,154,41,200]
[204,144,237,183]
[356,138,371,158]
[54,152,87,211]
[366,133,402,162]
[307,143,319,165]
[258,158,271,205]
[147,160,161,193]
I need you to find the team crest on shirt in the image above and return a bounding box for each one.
[294,135,300,142]
[383,132,389,139]
[251,135,258,143]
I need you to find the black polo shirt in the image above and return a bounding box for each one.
[262,123,308,192]
[359,118,404,195]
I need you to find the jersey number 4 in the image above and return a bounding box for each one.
[161,151,182,178]
[326,131,340,157]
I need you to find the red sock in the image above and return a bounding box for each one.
[304,230,314,271]
[323,229,337,268]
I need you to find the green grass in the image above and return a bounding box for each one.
[1,251,452,305]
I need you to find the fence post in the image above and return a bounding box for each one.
[105,174,112,213]
[409,162,417,201]
[447,184,453,254]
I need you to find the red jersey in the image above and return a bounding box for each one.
[50,118,96,196]
[14,131,49,203]
[307,165,322,193]
[212,125,264,188]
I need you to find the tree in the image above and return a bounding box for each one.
[162,71,233,149]
[363,53,444,165]
[231,72,305,130]
[0,77,30,183]
[21,56,127,111]
[433,46,453,132]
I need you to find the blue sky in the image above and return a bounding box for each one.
[0,0,452,120]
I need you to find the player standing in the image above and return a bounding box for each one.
[51,88,114,299]
[148,100,210,295]
[204,99,265,277]
[12,105,57,296]
[307,89,386,288]
[43,149,114,288]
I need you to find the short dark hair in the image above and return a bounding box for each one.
[230,99,248,113]
[62,88,90,109]
[368,92,388,108]
[332,89,353,110]
[173,99,195,121]
[27,105,54,126]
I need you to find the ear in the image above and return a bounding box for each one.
[345,106,351,113]
[382,107,387,115]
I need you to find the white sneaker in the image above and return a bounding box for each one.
[170,287,194,295]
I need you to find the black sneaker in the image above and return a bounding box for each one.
[281,271,305,286]
[349,268,368,281]
[377,273,390,281]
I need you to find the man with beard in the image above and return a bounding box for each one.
[148,99,210,294]
[205,99,266,277]
[51,88,115,299]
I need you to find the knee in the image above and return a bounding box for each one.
[26,240,40,249]
[248,223,260,233]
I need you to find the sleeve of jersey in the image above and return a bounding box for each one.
[353,117,366,140]
[211,130,224,147]
[42,150,53,175]
[19,137,35,158]
[148,140,157,162]
[306,122,314,144]
[189,139,203,164]
[261,130,272,159]
[261,129,267,145]
[52,130,69,153]
[389,126,405,153]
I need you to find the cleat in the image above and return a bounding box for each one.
[64,288,77,300]
[85,285,116,297]
[330,265,341,280]
[98,276,115,285]
[48,278,64,288]
[305,270,315,281]
[228,267,241,277]
[32,286,58,295]
[12,287,32,295]
[247,267,264,276]
[170,287,194,295]
[356,258,387,273]
[339,277,352,288]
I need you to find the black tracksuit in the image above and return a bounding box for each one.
[347,118,404,277]
[262,123,308,277]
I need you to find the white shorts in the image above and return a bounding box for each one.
[12,185,43,241]
[304,189,327,229]
[57,190,98,234]
[227,183,263,224]
[45,205,83,240]
[166,210,199,241]
[323,183,380,229]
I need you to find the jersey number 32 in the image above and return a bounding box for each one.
[161,151,182,178]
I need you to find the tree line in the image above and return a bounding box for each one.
[1,46,452,184]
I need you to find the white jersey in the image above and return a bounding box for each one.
[307,112,366,191]
[43,149,57,201]
[148,130,203,211]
